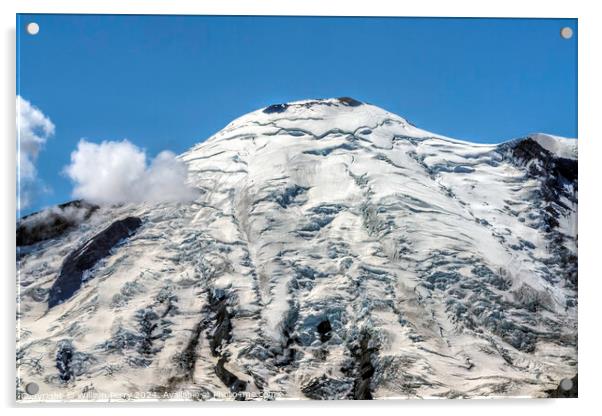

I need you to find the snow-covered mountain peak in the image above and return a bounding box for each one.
[17,99,577,401]
[199,97,442,148]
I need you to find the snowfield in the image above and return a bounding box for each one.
[17,98,577,401]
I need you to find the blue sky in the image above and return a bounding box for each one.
[17,15,577,214]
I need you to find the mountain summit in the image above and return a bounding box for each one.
[17,98,577,400]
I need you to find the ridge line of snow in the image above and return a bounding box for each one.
[183,99,576,157]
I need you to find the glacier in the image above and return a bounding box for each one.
[16,98,577,401]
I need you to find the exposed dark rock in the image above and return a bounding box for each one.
[54,340,94,383]
[317,319,332,343]
[17,200,98,247]
[48,216,143,308]
[274,185,309,208]
[302,375,353,400]
[175,322,203,377]
[215,357,247,396]
[337,97,363,107]
[135,308,173,356]
[203,289,248,396]
[56,340,74,382]
[263,103,289,114]
[159,321,204,392]
[206,290,233,356]
[545,375,577,398]
[346,332,377,400]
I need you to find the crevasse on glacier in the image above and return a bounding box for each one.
[17,98,577,400]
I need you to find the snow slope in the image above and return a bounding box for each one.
[530,133,577,160]
[16,98,577,401]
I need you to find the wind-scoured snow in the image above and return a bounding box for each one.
[17,98,577,401]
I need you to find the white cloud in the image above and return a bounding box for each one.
[17,96,55,208]
[64,139,198,205]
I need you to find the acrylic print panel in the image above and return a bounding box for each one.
[16,14,577,402]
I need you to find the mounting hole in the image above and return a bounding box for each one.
[559,378,574,391]
[26,22,40,36]
[25,382,39,395]
[560,27,573,39]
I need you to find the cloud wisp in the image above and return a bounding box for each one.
[64,139,198,205]
[17,96,55,208]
